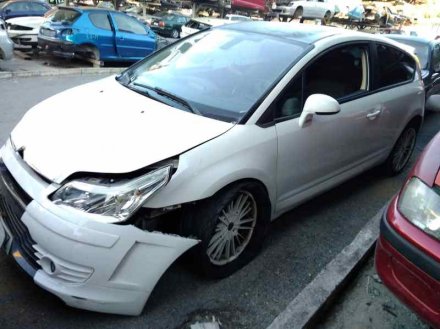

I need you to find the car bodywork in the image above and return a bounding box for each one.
[0,23,425,315]
[38,7,157,62]
[386,35,440,112]
[376,132,440,329]
[6,15,44,46]
[278,0,336,22]
[0,18,13,59]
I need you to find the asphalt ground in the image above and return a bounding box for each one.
[0,75,439,329]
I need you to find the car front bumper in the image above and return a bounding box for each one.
[0,139,198,315]
[38,35,76,58]
[375,211,440,328]
[0,32,14,60]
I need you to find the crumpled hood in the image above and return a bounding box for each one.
[11,76,234,183]
[6,16,45,30]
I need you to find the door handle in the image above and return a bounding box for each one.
[366,110,381,120]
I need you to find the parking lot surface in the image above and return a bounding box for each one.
[0,75,439,329]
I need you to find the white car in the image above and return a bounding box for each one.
[181,17,234,38]
[0,23,424,315]
[6,16,45,47]
[279,0,336,24]
[0,18,13,60]
[225,14,251,21]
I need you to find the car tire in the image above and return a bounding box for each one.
[383,123,418,176]
[293,7,303,19]
[184,181,271,279]
[321,11,332,25]
[171,29,179,39]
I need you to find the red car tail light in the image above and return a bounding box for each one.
[159,21,165,27]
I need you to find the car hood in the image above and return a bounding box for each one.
[10,76,234,184]
[6,16,45,29]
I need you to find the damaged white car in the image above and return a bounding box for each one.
[6,16,45,47]
[0,22,424,315]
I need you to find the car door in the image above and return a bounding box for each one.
[302,0,316,17]
[272,43,388,213]
[87,12,117,60]
[110,12,155,59]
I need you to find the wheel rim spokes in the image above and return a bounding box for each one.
[207,190,257,265]
[392,128,416,172]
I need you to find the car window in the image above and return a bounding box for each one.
[28,2,47,11]
[304,45,369,101]
[375,44,415,89]
[275,75,303,120]
[47,8,81,24]
[432,43,440,72]
[89,13,112,31]
[6,2,29,12]
[114,14,147,34]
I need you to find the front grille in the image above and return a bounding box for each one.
[0,162,39,270]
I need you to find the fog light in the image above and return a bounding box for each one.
[40,256,57,275]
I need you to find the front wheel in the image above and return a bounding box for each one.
[383,124,417,176]
[184,182,271,279]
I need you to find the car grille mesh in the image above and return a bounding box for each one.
[0,162,39,270]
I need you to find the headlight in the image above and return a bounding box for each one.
[398,177,440,240]
[51,166,171,223]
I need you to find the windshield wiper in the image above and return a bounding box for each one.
[132,83,201,115]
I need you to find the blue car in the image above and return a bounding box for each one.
[0,0,51,20]
[38,6,157,63]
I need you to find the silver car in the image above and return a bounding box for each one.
[0,19,13,60]
[0,23,424,315]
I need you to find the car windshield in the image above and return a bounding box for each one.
[395,39,429,69]
[46,8,81,24]
[120,28,307,122]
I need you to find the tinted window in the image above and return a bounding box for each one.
[275,75,303,119]
[305,45,369,100]
[124,29,307,122]
[390,39,429,69]
[47,8,81,24]
[6,2,29,12]
[114,14,146,34]
[376,44,415,89]
[28,2,48,11]
[89,13,111,31]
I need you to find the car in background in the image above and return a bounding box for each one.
[387,35,440,112]
[376,131,440,329]
[0,18,13,59]
[180,17,234,38]
[38,6,157,63]
[0,22,424,316]
[278,0,336,25]
[6,15,46,47]
[150,11,189,38]
[0,0,51,21]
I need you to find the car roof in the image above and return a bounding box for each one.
[218,22,371,45]
[386,34,437,45]
[56,5,116,13]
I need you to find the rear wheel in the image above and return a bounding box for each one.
[322,11,332,25]
[293,7,303,19]
[171,28,179,39]
[384,124,417,176]
[184,182,271,279]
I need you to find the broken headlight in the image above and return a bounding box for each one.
[51,166,171,223]
[398,177,440,240]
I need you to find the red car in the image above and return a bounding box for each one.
[376,131,440,329]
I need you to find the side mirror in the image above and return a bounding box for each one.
[426,95,440,112]
[298,94,340,128]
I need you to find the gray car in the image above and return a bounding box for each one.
[0,18,13,60]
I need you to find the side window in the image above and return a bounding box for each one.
[28,2,47,11]
[114,14,146,35]
[89,13,111,31]
[275,75,303,120]
[376,44,415,89]
[304,45,369,101]
[432,44,440,72]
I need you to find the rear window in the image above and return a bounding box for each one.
[47,8,81,24]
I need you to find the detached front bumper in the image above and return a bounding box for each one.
[38,35,76,58]
[0,139,198,315]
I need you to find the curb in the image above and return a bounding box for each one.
[266,206,384,329]
[0,67,124,79]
